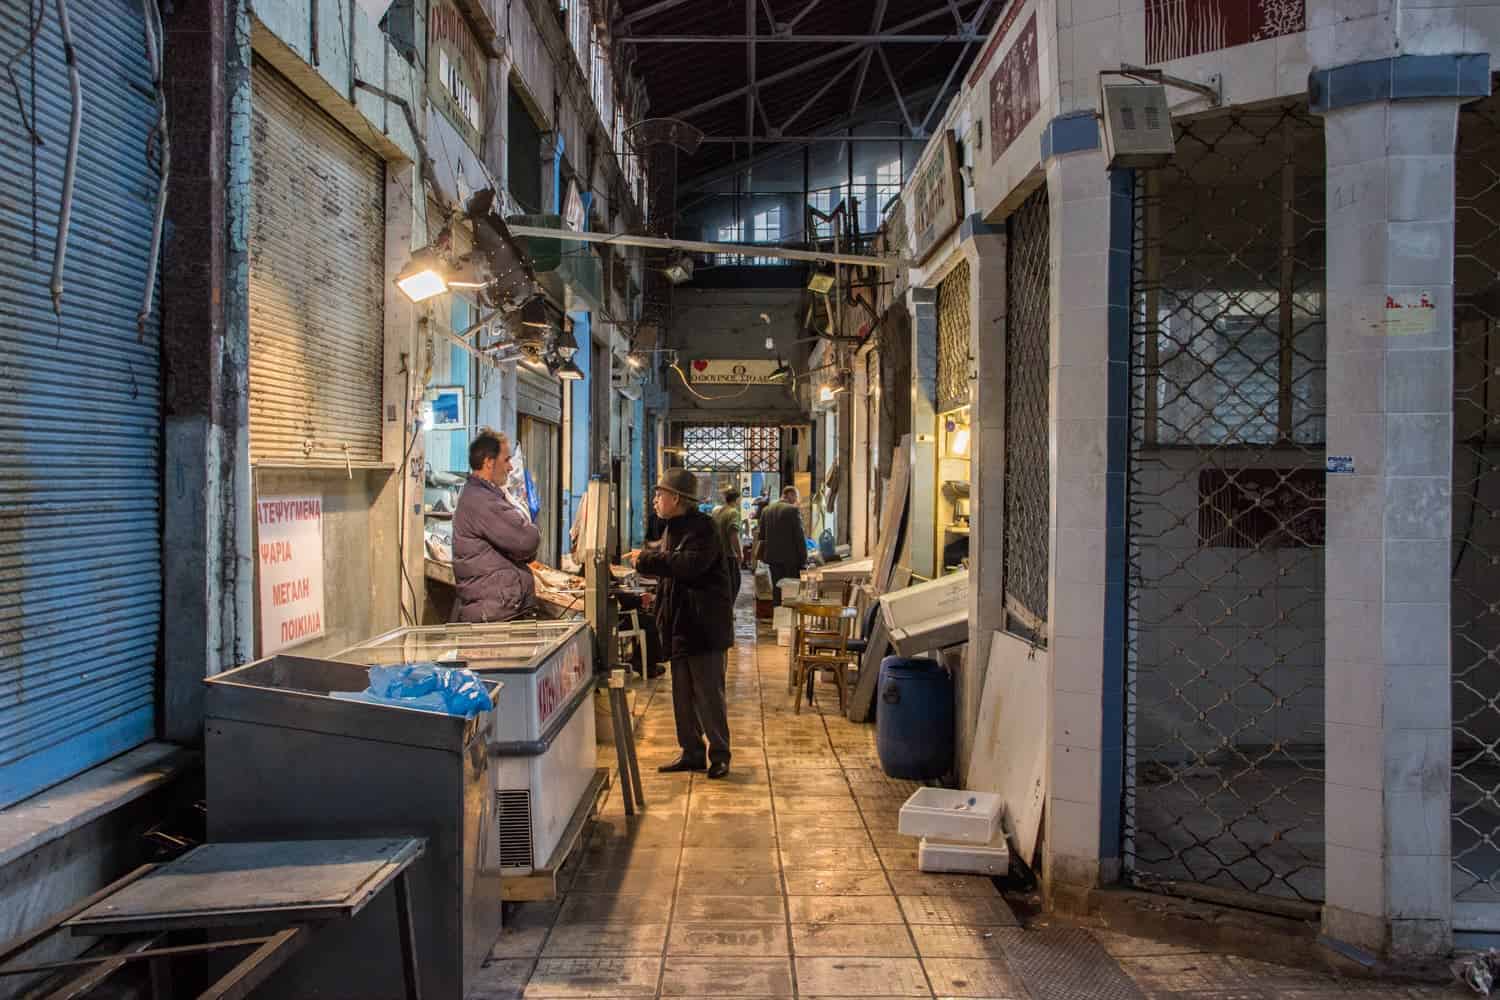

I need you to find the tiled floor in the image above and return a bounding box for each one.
[472,592,1465,999]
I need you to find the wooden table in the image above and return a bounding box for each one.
[6,838,428,1000]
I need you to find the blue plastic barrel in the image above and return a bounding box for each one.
[876,656,955,780]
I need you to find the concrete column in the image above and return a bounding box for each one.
[485,48,513,195]
[1320,97,1458,959]
[160,0,255,741]
[908,286,939,579]
[963,230,1007,781]
[1042,143,1132,908]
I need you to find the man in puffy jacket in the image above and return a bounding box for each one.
[628,468,736,778]
[453,432,541,622]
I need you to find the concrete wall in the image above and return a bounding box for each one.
[665,288,809,423]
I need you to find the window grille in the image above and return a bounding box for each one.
[683,425,780,472]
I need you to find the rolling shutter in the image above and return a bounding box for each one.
[518,366,562,423]
[249,63,386,466]
[0,0,163,806]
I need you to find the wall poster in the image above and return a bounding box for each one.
[257,494,327,654]
[1145,0,1305,63]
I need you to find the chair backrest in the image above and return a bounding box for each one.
[797,603,854,638]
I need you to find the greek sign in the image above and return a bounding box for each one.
[428,0,487,154]
[537,628,591,728]
[1385,291,1438,337]
[688,359,783,384]
[257,495,326,654]
[909,130,963,265]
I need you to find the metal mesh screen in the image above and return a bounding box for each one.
[937,260,973,414]
[682,424,780,472]
[1124,105,1328,904]
[1003,188,1051,640]
[1453,92,1500,910]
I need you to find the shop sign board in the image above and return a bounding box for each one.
[429,0,487,154]
[257,494,326,654]
[988,14,1040,165]
[910,130,963,265]
[688,359,783,384]
[563,179,586,232]
[883,192,909,260]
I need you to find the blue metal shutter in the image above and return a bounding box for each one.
[0,0,163,807]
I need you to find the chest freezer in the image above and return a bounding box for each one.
[335,620,598,878]
[880,569,969,655]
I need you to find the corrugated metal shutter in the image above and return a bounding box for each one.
[518,366,561,423]
[0,0,163,807]
[936,259,972,414]
[249,63,385,466]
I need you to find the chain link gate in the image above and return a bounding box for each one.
[1453,91,1500,915]
[937,260,974,415]
[1124,104,1329,904]
[1004,188,1051,640]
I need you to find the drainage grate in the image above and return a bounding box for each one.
[997,928,1144,1000]
[496,788,534,870]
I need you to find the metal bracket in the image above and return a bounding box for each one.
[1105,65,1222,107]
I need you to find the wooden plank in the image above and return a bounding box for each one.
[847,615,889,724]
[964,631,1048,865]
[869,435,912,595]
[197,927,310,1000]
[33,935,160,1000]
[67,839,425,936]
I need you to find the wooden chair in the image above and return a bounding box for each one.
[790,603,858,715]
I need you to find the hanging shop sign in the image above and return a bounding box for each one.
[563,179,586,232]
[883,192,910,260]
[429,0,487,154]
[688,359,783,384]
[910,130,964,265]
[988,13,1040,165]
[257,494,327,654]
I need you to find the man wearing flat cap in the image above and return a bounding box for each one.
[627,467,736,779]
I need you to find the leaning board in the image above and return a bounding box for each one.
[964,631,1048,865]
[869,435,912,595]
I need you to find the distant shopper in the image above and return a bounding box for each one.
[756,486,807,605]
[711,488,744,600]
[628,468,736,779]
[453,432,540,623]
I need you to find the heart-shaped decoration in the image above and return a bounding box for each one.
[692,359,709,372]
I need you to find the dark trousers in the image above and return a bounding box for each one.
[728,559,742,601]
[671,650,731,764]
[768,561,800,606]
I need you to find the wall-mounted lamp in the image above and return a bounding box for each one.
[396,248,450,303]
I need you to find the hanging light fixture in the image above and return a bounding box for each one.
[807,261,836,295]
[521,297,550,328]
[557,358,585,380]
[554,319,579,360]
[663,252,695,286]
[396,247,450,303]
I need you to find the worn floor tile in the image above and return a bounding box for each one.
[489,923,549,958]
[794,956,932,997]
[1115,953,1244,995]
[556,892,672,924]
[676,870,785,895]
[668,921,791,956]
[577,845,681,874]
[659,957,795,996]
[794,827,878,849]
[1088,930,1208,959]
[471,957,534,999]
[788,894,905,924]
[681,846,781,872]
[783,871,893,895]
[791,922,917,957]
[875,845,924,871]
[541,923,669,957]
[885,873,1000,897]
[522,956,661,998]
[910,925,1010,959]
[672,894,787,923]
[922,957,1026,998]
[783,845,885,870]
[568,868,679,894]
[897,895,1018,926]
[683,823,779,848]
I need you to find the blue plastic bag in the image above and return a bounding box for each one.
[360,663,494,717]
[524,468,541,521]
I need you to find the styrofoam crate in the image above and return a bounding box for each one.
[772,606,796,630]
[776,627,793,647]
[899,787,1003,844]
[919,830,1010,876]
[779,579,803,599]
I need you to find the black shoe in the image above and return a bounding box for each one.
[706,761,730,780]
[658,756,706,774]
[647,665,667,679]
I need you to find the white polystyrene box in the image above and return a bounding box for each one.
[772,606,796,630]
[776,627,793,647]
[899,787,1003,844]
[779,579,803,600]
[919,831,1010,876]
[880,570,969,654]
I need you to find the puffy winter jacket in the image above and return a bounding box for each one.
[452,475,541,623]
[634,508,735,658]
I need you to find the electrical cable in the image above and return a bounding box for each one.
[669,362,758,401]
[50,0,82,317]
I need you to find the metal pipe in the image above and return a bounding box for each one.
[50,0,82,316]
[139,0,169,334]
[698,134,917,143]
[619,33,983,43]
[504,223,907,267]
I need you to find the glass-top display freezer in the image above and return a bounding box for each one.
[334,620,600,882]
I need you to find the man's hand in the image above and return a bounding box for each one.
[624,548,642,565]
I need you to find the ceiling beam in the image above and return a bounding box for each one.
[619,0,696,29]
[786,0,826,31]
[618,33,984,43]
[878,47,916,134]
[506,223,907,266]
[745,0,756,154]
[849,0,888,119]
[780,57,861,133]
[661,1,976,121]
[921,0,994,133]
[697,133,916,143]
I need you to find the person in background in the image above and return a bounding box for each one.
[453,432,541,622]
[626,468,735,779]
[755,485,807,606]
[711,487,743,600]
